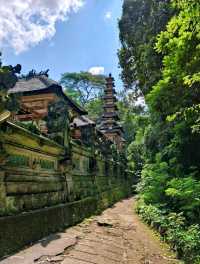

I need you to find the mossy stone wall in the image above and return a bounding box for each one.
[0,122,132,259]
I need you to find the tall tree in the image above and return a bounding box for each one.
[118,0,173,95]
[131,1,200,261]
[60,72,105,106]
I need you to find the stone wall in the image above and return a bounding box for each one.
[0,121,132,258]
[0,121,66,216]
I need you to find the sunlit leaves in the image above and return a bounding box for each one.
[118,0,172,95]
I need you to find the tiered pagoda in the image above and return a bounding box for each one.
[99,74,125,149]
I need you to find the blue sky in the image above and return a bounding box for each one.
[2,0,123,89]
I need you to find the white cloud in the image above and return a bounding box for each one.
[104,11,112,20]
[0,0,84,54]
[88,66,105,75]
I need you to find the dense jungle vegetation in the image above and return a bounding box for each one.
[0,56,21,114]
[119,0,200,263]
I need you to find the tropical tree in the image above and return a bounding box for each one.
[60,72,105,106]
[119,1,200,260]
[118,0,173,95]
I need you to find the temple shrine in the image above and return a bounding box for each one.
[99,73,125,149]
[0,68,132,258]
[8,71,125,150]
[8,71,86,133]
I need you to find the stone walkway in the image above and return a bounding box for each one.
[1,198,181,264]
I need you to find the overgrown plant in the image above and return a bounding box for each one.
[0,54,21,114]
[119,0,200,262]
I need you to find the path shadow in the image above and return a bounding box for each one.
[40,233,61,247]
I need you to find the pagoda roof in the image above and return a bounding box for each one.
[102,112,119,119]
[99,119,124,132]
[103,104,118,109]
[102,95,117,101]
[104,89,116,94]
[100,122,123,130]
[105,74,115,83]
[96,129,113,145]
[121,137,126,142]
[72,115,95,128]
[106,82,115,87]
[99,128,123,136]
[9,74,87,115]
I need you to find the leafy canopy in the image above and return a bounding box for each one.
[0,54,21,113]
[119,1,200,261]
[60,71,105,106]
[118,0,173,95]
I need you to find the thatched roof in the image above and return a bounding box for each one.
[8,74,87,115]
[9,75,57,93]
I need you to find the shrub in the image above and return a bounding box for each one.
[137,201,200,263]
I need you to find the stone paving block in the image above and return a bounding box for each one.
[82,239,124,254]
[1,198,181,264]
[62,256,89,264]
[78,240,124,255]
[1,234,77,264]
[67,250,118,264]
[75,244,122,262]
[89,232,123,244]
[84,236,124,250]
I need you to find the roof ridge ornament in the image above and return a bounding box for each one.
[20,69,49,80]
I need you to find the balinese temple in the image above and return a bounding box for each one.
[8,71,87,134]
[99,74,125,149]
[8,70,124,150]
[70,115,95,146]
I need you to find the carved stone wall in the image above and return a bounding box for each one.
[0,121,66,216]
[0,120,133,258]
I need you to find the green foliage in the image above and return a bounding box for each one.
[136,0,200,212]
[119,0,200,262]
[60,71,106,121]
[20,121,41,135]
[115,93,148,178]
[85,98,103,121]
[137,201,200,263]
[60,72,105,106]
[148,0,200,118]
[117,99,146,142]
[165,176,200,221]
[118,0,173,95]
[136,200,165,228]
[138,155,170,204]
[0,54,21,113]
[126,115,148,177]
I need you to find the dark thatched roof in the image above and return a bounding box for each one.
[8,74,87,115]
[9,75,57,93]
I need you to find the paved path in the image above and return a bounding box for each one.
[1,198,181,264]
